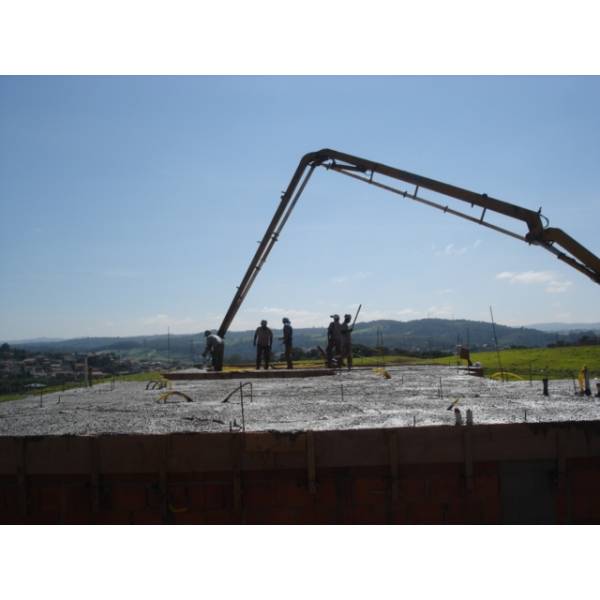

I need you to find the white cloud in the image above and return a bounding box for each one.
[496,270,572,293]
[545,279,573,294]
[425,305,454,318]
[473,239,482,249]
[435,243,468,257]
[361,308,420,321]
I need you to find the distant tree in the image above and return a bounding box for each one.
[352,344,375,357]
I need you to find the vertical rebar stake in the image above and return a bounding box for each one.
[240,384,245,432]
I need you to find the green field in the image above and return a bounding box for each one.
[266,346,600,380]
[2,346,598,403]
[424,345,600,380]
[0,371,163,403]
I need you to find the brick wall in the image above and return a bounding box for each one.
[1,422,599,524]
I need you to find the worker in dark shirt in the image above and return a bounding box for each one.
[280,317,293,369]
[253,320,273,369]
[202,330,224,372]
[340,313,354,370]
[326,314,342,368]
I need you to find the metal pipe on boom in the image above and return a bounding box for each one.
[217,153,320,338]
[216,148,600,341]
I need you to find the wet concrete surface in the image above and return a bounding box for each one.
[1,365,599,436]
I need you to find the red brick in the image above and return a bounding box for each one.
[441,500,471,524]
[38,485,64,513]
[347,504,387,525]
[314,478,337,507]
[243,481,277,508]
[406,501,444,524]
[399,477,428,501]
[353,477,386,504]
[306,504,337,524]
[476,497,502,524]
[167,485,189,513]
[198,508,236,524]
[110,484,147,511]
[0,485,20,522]
[24,511,62,525]
[95,510,134,525]
[570,469,600,492]
[131,508,164,525]
[245,507,301,524]
[203,483,232,510]
[429,475,462,502]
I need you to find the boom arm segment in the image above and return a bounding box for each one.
[217,148,600,338]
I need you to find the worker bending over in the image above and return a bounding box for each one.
[202,330,224,372]
[254,320,273,369]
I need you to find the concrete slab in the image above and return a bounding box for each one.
[1,365,599,437]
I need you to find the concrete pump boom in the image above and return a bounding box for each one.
[217,148,600,338]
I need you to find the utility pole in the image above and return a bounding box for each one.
[489,306,505,382]
[167,326,171,366]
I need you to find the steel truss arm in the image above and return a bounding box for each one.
[217,148,600,338]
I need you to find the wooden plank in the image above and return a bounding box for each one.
[306,432,316,494]
[464,427,473,491]
[162,368,335,381]
[388,430,399,501]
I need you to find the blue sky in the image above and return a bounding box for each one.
[1,76,599,340]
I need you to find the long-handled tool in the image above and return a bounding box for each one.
[351,303,362,330]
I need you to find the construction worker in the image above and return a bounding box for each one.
[326,314,342,368]
[202,330,224,372]
[340,313,353,370]
[254,320,273,369]
[280,317,293,369]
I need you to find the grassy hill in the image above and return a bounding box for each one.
[10,317,584,363]
[426,345,600,380]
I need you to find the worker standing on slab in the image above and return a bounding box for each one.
[280,317,294,369]
[254,320,273,369]
[340,313,354,370]
[202,330,224,372]
[326,314,342,368]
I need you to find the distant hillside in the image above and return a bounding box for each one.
[527,322,600,333]
[7,317,573,362]
[2,337,65,344]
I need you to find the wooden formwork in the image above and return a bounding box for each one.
[1,421,600,524]
[161,368,336,380]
